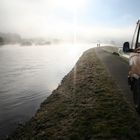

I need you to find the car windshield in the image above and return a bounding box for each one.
[136,22,140,48]
[131,21,140,49]
[138,28,140,48]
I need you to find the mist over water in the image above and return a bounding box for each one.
[0,43,94,139]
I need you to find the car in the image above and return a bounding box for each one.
[123,20,140,113]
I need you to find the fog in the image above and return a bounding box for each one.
[0,0,137,43]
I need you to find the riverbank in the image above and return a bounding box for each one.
[8,48,140,140]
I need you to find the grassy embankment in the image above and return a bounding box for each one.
[9,48,140,140]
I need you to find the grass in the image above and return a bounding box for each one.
[8,48,140,140]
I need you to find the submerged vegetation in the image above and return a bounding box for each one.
[9,48,140,140]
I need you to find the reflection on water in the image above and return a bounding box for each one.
[0,43,94,139]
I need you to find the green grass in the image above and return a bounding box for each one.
[8,48,140,140]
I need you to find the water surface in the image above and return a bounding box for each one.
[0,43,94,139]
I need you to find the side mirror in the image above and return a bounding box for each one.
[123,42,130,53]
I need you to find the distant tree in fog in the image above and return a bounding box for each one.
[0,37,4,45]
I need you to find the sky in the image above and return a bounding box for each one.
[0,0,140,43]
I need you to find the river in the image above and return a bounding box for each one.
[0,43,94,139]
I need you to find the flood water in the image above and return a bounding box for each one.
[0,43,94,139]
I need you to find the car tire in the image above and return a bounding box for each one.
[133,79,140,113]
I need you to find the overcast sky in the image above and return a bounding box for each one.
[0,0,140,42]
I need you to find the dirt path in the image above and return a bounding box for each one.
[95,47,134,105]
